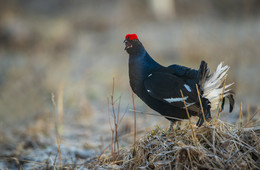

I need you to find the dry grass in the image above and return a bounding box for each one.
[92,120,260,169]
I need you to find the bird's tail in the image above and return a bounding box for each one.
[200,61,235,112]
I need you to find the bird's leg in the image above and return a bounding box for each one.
[168,121,174,132]
[176,121,181,130]
[196,99,212,127]
[168,121,180,132]
[205,100,212,121]
[196,108,204,127]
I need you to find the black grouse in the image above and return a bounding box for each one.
[124,34,235,130]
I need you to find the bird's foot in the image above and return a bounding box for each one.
[176,121,181,130]
[196,110,212,127]
[167,121,181,137]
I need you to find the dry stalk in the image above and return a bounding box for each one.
[110,77,120,158]
[187,149,194,169]
[212,127,216,154]
[131,90,137,144]
[180,90,198,148]
[195,84,207,125]
[106,78,129,162]
[12,157,21,170]
[229,143,235,158]
[107,97,114,160]
[58,83,64,131]
[239,102,242,130]
[51,93,62,167]
[246,104,250,127]
[243,109,260,127]
[117,96,121,126]
[214,78,227,127]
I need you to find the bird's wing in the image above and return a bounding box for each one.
[167,64,199,80]
[144,71,200,111]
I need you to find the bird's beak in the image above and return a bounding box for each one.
[124,39,132,50]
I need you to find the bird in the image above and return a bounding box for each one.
[124,33,234,131]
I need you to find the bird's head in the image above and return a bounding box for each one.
[124,34,143,55]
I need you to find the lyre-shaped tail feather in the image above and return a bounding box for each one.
[198,60,210,94]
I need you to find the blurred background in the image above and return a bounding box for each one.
[0,0,260,168]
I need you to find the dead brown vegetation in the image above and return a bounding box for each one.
[93,120,260,169]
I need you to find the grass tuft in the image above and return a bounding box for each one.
[92,120,260,169]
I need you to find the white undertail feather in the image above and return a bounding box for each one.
[202,62,233,110]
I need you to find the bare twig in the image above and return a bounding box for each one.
[117,96,121,126]
[180,90,198,148]
[195,84,207,125]
[131,90,137,144]
[107,97,114,160]
[58,83,64,131]
[246,104,250,127]
[119,104,129,126]
[243,109,260,127]
[13,157,21,170]
[111,77,119,158]
[51,93,62,167]
[213,78,227,127]
[239,102,242,130]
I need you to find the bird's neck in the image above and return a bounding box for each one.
[129,51,161,74]
[128,49,161,93]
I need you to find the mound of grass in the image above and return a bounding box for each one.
[92,120,260,169]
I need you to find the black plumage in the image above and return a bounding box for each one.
[124,34,234,127]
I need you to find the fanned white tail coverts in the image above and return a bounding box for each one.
[202,62,233,110]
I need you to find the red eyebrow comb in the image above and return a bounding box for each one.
[125,34,138,40]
